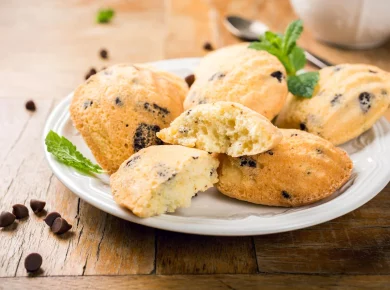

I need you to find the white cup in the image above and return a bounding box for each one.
[290,0,390,49]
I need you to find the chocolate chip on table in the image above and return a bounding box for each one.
[44,212,61,227]
[185,74,195,88]
[85,67,97,80]
[12,204,29,219]
[25,100,36,112]
[30,199,46,213]
[24,253,42,272]
[51,217,72,235]
[0,211,16,227]
[270,71,284,83]
[203,42,214,51]
[99,48,108,59]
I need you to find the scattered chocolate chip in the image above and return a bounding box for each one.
[203,42,214,51]
[167,173,177,181]
[291,133,298,137]
[25,100,36,112]
[12,204,29,219]
[178,126,189,134]
[44,212,61,227]
[192,156,199,160]
[210,168,215,176]
[282,190,291,199]
[316,148,323,154]
[266,150,274,155]
[0,211,16,227]
[126,155,141,167]
[331,94,342,106]
[299,123,307,131]
[99,48,108,59]
[186,110,192,116]
[270,71,284,83]
[83,100,93,109]
[24,253,42,272]
[115,97,123,106]
[359,92,372,113]
[30,200,46,213]
[85,68,97,80]
[208,152,212,154]
[208,72,226,81]
[185,74,195,88]
[143,102,170,117]
[368,70,377,74]
[125,124,129,127]
[51,217,72,235]
[239,157,256,168]
[194,193,198,197]
[133,123,163,152]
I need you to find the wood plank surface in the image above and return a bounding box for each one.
[2,274,390,290]
[1,0,390,285]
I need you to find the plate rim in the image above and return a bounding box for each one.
[43,57,390,236]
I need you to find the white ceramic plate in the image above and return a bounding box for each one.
[43,58,390,236]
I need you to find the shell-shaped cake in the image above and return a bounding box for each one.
[216,129,353,207]
[184,45,288,120]
[70,64,188,174]
[110,145,219,218]
[157,102,282,157]
[276,64,390,145]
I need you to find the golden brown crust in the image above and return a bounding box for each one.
[216,129,353,207]
[70,64,188,174]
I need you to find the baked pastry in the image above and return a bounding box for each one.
[157,102,282,157]
[276,64,390,145]
[184,45,288,120]
[216,129,353,207]
[70,64,188,174]
[110,145,219,218]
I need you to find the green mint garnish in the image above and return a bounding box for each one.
[45,130,104,174]
[97,8,115,24]
[249,19,319,98]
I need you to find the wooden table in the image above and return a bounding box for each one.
[1,0,390,289]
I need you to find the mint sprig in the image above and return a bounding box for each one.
[97,8,115,24]
[249,20,319,98]
[45,130,104,174]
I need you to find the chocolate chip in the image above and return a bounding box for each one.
[12,204,29,219]
[359,92,372,113]
[0,211,16,227]
[368,70,377,73]
[203,42,214,51]
[99,48,108,59]
[126,124,129,127]
[239,157,256,168]
[24,253,42,272]
[186,110,192,116]
[126,155,141,167]
[316,148,323,154]
[133,123,163,152]
[143,102,170,117]
[85,68,97,80]
[115,97,123,106]
[30,199,46,213]
[267,150,274,156]
[192,156,199,160]
[167,173,177,181]
[185,74,195,88]
[331,94,342,106]
[291,133,298,137]
[270,71,283,83]
[210,168,215,176]
[51,217,72,235]
[333,66,342,72]
[299,123,307,131]
[282,191,291,199]
[83,100,93,109]
[44,212,61,227]
[25,100,36,112]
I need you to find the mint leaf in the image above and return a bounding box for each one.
[287,72,319,98]
[45,130,104,174]
[97,8,115,23]
[264,31,282,49]
[282,19,303,55]
[289,46,306,73]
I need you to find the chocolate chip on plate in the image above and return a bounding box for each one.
[99,48,108,59]
[12,204,29,219]
[185,74,195,88]
[51,217,72,235]
[0,211,16,227]
[30,199,46,213]
[24,253,42,272]
[203,42,214,51]
[25,100,36,112]
[44,212,61,227]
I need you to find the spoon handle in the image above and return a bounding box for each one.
[305,50,334,68]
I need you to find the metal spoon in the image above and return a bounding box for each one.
[224,15,333,69]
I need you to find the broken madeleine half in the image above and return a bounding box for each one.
[157,101,282,157]
[110,145,219,218]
